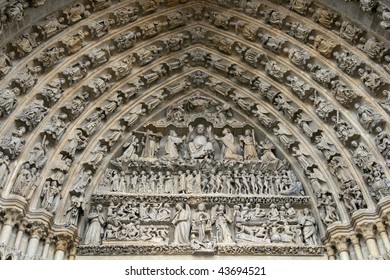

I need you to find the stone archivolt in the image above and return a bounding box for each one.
[0,0,389,260]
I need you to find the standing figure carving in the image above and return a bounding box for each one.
[239,129,258,160]
[171,203,191,244]
[84,204,105,246]
[211,204,234,244]
[299,208,318,246]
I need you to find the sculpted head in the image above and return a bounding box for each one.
[196,124,205,134]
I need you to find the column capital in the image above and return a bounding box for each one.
[324,242,336,259]
[356,222,376,240]
[349,234,360,246]
[54,234,74,252]
[331,235,349,252]
[375,221,387,233]
[26,222,48,240]
[0,209,23,226]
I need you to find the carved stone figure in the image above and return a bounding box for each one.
[62,61,90,85]
[312,7,337,29]
[191,203,211,243]
[88,19,115,38]
[289,0,312,15]
[109,56,135,80]
[86,46,114,67]
[262,9,286,28]
[273,95,301,120]
[333,51,363,76]
[64,195,83,226]
[63,3,90,24]
[215,128,242,161]
[259,34,285,53]
[85,74,112,98]
[288,48,310,69]
[122,104,146,128]
[0,127,26,159]
[299,208,318,245]
[12,66,41,94]
[114,6,139,25]
[163,130,185,160]
[11,32,40,57]
[140,130,161,159]
[80,111,104,136]
[16,99,49,131]
[0,87,19,117]
[331,80,361,108]
[61,30,88,54]
[239,129,258,160]
[171,203,191,244]
[187,124,215,159]
[309,35,338,58]
[72,169,92,195]
[317,192,339,225]
[338,21,363,43]
[265,61,288,82]
[0,152,10,190]
[359,68,386,93]
[212,204,233,244]
[114,31,140,51]
[339,182,367,213]
[329,156,354,184]
[0,49,12,78]
[40,180,61,213]
[286,21,313,42]
[309,64,337,85]
[315,134,338,161]
[332,116,359,145]
[358,37,387,61]
[90,0,112,11]
[86,145,108,170]
[84,204,105,246]
[135,45,163,66]
[116,135,140,163]
[359,0,378,13]
[63,129,88,158]
[355,104,385,133]
[36,16,67,39]
[285,76,312,100]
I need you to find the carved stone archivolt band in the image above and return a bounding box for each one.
[0,0,390,260]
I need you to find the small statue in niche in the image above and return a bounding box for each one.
[337,21,363,44]
[317,191,339,225]
[0,49,12,78]
[64,195,84,226]
[215,128,242,161]
[358,36,387,62]
[40,180,62,213]
[186,124,215,160]
[171,202,191,245]
[62,3,90,24]
[239,129,258,161]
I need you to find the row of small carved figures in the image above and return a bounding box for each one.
[98,168,300,196]
[96,202,311,245]
[103,201,299,228]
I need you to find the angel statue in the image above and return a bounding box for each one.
[211,204,234,244]
[171,202,191,244]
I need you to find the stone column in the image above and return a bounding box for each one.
[54,235,73,260]
[0,210,22,245]
[324,242,336,260]
[41,233,54,260]
[68,244,78,260]
[358,223,380,259]
[350,234,364,260]
[376,221,390,252]
[13,221,27,250]
[332,235,350,260]
[25,223,47,259]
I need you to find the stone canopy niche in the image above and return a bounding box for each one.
[78,93,323,257]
